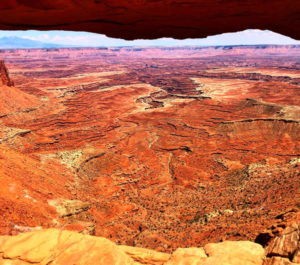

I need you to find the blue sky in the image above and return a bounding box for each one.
[0,29,299,47]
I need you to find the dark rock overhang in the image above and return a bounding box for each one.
[0,0,299,40]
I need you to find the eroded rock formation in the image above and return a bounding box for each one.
[0,61,13,86]
[0,219,298,265]
[2,221,299,265]
[0,1,299,40]
[264,222,300,264]
[0,46,299,260]
[0,228,266,265]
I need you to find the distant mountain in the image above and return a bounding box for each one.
[192,29,300,46]
[0,29,299,48]
[0,36,69,49]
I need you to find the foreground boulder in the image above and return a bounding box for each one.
[263,223,300,265]
[0,229,265,265]
[0,229,135,265]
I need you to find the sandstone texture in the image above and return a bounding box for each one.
[263,220,300,265]
[0,46,299,253]
[0,1,299,40]
[0,228,265,265]
[0,223,298,265]
[48,199,90,217]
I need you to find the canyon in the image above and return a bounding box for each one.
[0,45,299,264]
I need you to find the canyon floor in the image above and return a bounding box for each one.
[0,46,299,258]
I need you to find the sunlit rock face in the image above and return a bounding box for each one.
[0,228,266,265]
[0,218,298,264]
[0,0,299,39]
[262,217,300,265]
[0,46,299,252]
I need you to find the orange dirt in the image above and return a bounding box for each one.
[0,46,299,252]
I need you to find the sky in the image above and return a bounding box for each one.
[0,29,299,47]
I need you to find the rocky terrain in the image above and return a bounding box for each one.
[0,216,299,265]
[0,46,299,262]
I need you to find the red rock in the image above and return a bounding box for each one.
[0,61,13,86]
[0,46,299,251]
[0,1,298,40]
[266,224,299,259]
[264,221,300,265]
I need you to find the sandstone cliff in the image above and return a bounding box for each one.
[0,61,13,87]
